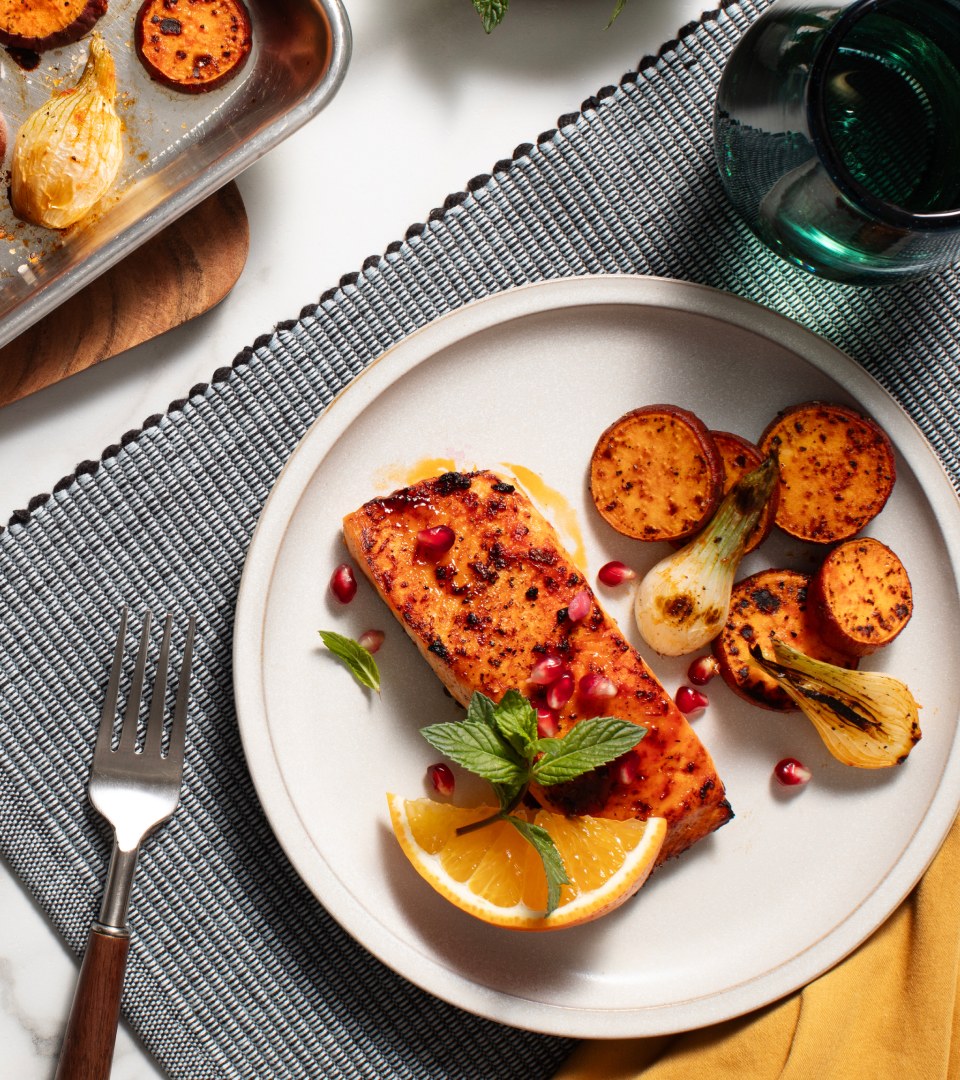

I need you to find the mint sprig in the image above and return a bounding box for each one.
[421,690,646,914]
[318,631,381,693]
[471,0,629,33]
[472,0,507,33]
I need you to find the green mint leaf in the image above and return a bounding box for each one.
[465,691,498,729]
[492,780,526,814]
[317,631,381,693]
[421,720,528,786]
[472,0,508,32]
[606,0,628,28]
[491,689,539,758]
[533,716,646,786]
[507,817,568,916]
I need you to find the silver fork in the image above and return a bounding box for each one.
[55,607,196,1080]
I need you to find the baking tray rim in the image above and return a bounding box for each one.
[0,0,352,353]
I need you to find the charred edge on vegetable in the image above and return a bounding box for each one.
[747,645,879,732]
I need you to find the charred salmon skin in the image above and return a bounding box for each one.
[342,470,732,862]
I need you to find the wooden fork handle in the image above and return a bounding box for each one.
[55,923,130,1080]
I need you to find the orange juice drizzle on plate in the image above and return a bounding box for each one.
[375,458,458,490]
[502,462,587,573]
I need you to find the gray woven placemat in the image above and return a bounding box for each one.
[2,0,960,1076]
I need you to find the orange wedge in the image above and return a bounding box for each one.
[387,794,666,930]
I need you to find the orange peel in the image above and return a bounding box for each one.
[387,795,666,931]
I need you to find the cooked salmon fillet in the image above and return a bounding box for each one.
[343,470,732,862]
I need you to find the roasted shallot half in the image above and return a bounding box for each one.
[750,638,921,769]
[635,457,778,656]
[11,33,123,229]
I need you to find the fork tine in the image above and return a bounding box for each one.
[95,606,129,754]
[118,610,153,753]
[166,615,196,765]
[143,614,173,757]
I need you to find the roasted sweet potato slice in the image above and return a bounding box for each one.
[713,568,858,711]
[590,405,723,542]
[809,537,913,656]
[758,401,896,544]
[0,0,107,52]
[135,0,252,94]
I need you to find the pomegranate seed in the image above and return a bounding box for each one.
[546,672,575,711]
[358,629,384,654]
[774,758,812,787]
[567,589,592,622]
[598,561,637,587]
[428,763,455,797]
[330,563,357,604]
[528,654,566,685]
[579,673,618,701]
[675,685,708,716]
[615,753,639,786]
[417,525,455,560]
[536,706,559,739]
[688,654,720,685]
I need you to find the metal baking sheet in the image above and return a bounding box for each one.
[0,0,350,349]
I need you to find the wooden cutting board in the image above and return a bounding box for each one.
[0,181,249,408]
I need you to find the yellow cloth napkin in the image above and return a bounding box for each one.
[556,813,960,1080]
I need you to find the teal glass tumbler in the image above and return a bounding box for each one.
[714,0,960,284]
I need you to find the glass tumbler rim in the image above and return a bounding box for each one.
[806,0,960,231]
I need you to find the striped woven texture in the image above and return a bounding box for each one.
[2,0,960,1076]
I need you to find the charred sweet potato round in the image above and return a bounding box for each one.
[809,537,913,656]
[0,0,107,53]
[135,0,252,94]
[758,401,896,544]
[713,568,859,711]
[590,405,724,542]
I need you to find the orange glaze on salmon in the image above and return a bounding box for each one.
[343,470,733,862]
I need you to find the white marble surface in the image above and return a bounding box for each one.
[0,0,708,1075]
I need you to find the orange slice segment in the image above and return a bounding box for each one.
[387,794,666,930]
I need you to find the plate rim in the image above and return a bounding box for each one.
[233,274,960,1037]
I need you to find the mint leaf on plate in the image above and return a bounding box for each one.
[490,688,539,759]
[532,716,646,786]
[420,719,527,787]
[507,817,569,916]
[472,0,508,33]
[606,0,629,28]
[318,630,381,693]
[465,691,498,729]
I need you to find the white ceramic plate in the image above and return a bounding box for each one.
[233,275,960,1038]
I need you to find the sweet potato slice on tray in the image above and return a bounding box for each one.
[344,470,733,863]
[758,401,896,544]
[809,537,913,656]
[713,568,859,711]
[0,0,107,52]
[590,405,723,542]
[135,0,252,93]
